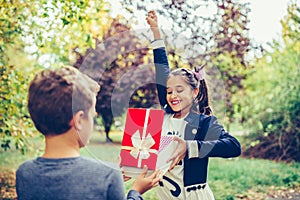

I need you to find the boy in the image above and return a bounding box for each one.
[16,66,161,200]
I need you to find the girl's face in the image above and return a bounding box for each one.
[166,75,198,118]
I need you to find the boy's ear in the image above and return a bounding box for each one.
[69,111,84,131]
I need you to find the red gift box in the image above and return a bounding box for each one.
[120,108,164,171]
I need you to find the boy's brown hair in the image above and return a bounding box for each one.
[28,66,100,136]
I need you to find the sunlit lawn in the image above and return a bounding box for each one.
[1,130,299,200]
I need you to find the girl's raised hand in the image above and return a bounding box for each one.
[146,10,158,28]
[146,10,161,39]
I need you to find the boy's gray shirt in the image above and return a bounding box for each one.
[16,156,142,200]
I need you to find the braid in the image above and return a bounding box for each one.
[197,79,212,116]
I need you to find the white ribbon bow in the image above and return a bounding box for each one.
[130,130,155,160]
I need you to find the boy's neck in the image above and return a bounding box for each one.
[42,131,81,158]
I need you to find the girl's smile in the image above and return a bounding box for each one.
[170,99,181,105]
[166,75,198,118]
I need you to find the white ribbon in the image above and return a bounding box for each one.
[122,109,157,168]
[130,130,155,159]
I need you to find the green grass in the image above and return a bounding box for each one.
[208,158,300,199]
[1,130,300,200]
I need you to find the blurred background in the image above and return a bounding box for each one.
[1,0,299,199]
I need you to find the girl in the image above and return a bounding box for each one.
[146,11,241,200]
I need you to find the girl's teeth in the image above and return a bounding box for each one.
[172,101,180,105]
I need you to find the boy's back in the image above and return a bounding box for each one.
[16,65,161,200]
[16,156,125,200]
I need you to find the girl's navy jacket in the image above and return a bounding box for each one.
[153,43,242,188]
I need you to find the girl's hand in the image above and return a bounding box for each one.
[146,10,161,39]
[131,165,162,195]
[167,136,187,171]
[146,10,158,28]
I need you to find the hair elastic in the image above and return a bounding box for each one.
[193,64,206,81]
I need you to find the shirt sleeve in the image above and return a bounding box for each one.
[187,116,242,159]
[149,39,165,49]
[151,40,170,110]
[107,170,127,200]
[106,169,143,200]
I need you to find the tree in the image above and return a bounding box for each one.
[74,18,158,141]
[1,0,112,152]
[242,1,300,162]
[209,0,251,129]
[122,0,253,128]
[1,1,41,153]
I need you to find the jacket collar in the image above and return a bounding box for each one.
[184,112,205,127]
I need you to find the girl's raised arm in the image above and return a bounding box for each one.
[147,11,170,110]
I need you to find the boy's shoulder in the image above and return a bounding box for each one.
[16,158,36,171]
[79,156,119,173]
[16,156,119,175]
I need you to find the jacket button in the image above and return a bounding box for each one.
[192,129,197,134]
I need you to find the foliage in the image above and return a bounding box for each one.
[0,0,112,152]
[1,0,39,153]
[241,1,300,161]
[210,52,247,129]
[281,0,300,44]
[0,65,35,153]
[0,0,27,64]
[122,0,253,130]
[74,18,159,141]
[209,0,252,128]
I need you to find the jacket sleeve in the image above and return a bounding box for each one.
[126,190,143,200]
[186,116,242,159]
[151,40,170,108]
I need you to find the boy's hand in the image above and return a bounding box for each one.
[131,165,162,195]
[121,168,132,182]
[167,136,187,171]
[118,156,131,182]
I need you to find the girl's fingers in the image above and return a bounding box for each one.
[146,17,155,24]
[148,10,155,15]
[168,158,178,171]
[172,136,183,143]
[150,10,156,17]
[147,10,157,21]
[166,154,177,163]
